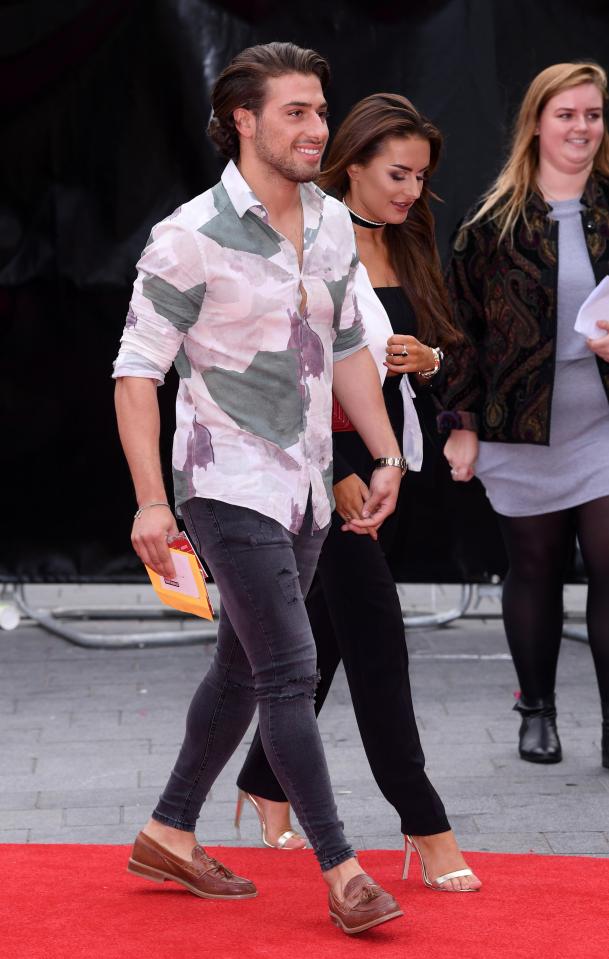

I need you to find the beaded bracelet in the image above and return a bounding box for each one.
[418,346,444,379]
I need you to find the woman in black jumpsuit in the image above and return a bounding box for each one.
[235,94,481,892]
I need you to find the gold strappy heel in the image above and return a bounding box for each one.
[403,835,479,892]
[234,789,306,850]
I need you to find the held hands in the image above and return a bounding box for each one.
[384,334,435,377]
[334,473,369,524]
[443,429,479,482]
[586,321,609,362]
[337,468,401,540]
[131,505,179,579]
[335,473,379,539]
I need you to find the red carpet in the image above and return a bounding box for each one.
[3,844,609,959]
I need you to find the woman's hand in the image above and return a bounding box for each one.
[443,429,479,482]
[586,321,609,362]
[333,472,369,523]
[334,472,381,538]
[384,334,435,375]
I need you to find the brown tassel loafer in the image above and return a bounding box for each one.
[328,873,403,935]
[127,831,258,899]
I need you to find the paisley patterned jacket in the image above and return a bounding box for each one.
[438,174,609,444]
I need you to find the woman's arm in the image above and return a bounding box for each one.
[333,347,401,536]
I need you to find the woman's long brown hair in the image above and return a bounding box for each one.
[319,93,460,347]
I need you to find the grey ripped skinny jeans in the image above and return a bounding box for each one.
[151,495,355,872]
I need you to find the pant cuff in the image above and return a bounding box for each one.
[402,822,452,836]
[151,810,196,832]
[400,820,451,837]
[320,848,357,872]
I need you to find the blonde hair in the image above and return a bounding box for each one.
[469,62,609,242]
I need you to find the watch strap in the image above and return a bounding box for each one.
[372,456,407,476]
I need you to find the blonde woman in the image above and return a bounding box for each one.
[440,63,609,767]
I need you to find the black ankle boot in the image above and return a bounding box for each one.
[513,695,562,764]
[602,704,609,770]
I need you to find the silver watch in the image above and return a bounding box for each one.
[372,456,408,477]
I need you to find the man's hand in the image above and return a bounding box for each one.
[346,466,401,539]
[131,506,179,579]
[444,429,478,482]
[586,321,609,362]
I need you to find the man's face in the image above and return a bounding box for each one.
[251,72,329,182]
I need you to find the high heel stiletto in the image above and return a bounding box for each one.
[402,835,478,892]
[234,789,306,850]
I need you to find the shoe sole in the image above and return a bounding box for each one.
[519,752,562,764]
[423,881,479,893]
[329,908,403,935]
[127,858,258,899]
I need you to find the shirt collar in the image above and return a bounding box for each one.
[221,159,326,222]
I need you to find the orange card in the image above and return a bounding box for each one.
[145,532,214,621]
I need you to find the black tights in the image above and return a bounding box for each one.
[498,495,609,706]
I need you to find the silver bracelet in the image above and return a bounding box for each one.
[419,346,444,379]
[133,502,171,520]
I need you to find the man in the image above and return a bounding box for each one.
[114,41,406,935]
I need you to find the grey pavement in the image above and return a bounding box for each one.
[0,582,608,855]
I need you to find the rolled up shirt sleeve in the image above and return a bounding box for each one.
[113,222,207,383]
[333,252,366,361]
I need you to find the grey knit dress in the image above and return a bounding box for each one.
[475,197,609,517]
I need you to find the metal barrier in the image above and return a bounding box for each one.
[7,581,476,649]
[5,581,589,648]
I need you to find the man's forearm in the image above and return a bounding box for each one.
[114,377,169,506]
[333,348,400,459]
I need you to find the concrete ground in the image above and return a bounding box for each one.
[0,582,607,856]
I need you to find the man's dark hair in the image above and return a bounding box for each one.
[208,41,330,160]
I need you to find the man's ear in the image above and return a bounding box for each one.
[234,107,255,139]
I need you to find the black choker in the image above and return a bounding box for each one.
[342,199,386,229]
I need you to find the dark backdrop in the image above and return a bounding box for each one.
[1,0,604,582]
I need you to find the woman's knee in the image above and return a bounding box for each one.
[507,542,567,584]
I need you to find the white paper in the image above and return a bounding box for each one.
[574,275,609,339]
[161,551,199,598]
